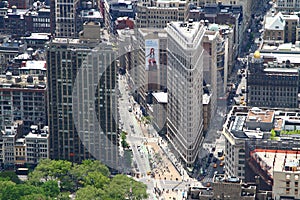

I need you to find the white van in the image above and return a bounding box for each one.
[128,106,132,112]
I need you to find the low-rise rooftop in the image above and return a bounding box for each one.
[251,149,300,179]
[0,72,46,90]
[152,92,167,103]
[246,107,274,124]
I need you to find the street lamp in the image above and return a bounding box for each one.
[129,180,133,200]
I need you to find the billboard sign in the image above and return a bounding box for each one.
[145,39,159,71]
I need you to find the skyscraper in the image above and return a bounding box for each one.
[166,20,205,167]
[46,24,119,168]
[54,0,79,37]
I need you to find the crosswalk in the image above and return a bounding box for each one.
[202,177,213,183]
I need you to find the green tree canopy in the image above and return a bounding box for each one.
[75,185,105,200]
[20,193,49,200]
[0,180,16,200]
[1,159,148,200]
[105,174,148,200]
[56,192,71,200]
[83,171,110,189]
[0,171,21,183]
[0,182,44,200]
[41,180,60,198]
[70,160,110,181]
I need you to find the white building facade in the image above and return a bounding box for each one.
[166,21,205,167]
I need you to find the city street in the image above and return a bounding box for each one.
[118,75,150,177]
[118,74,201,199]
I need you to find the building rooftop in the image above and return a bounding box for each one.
[251,149,300,178]
[189,2,242,16]
[23,33,50,40]
[152,92,167,103]
[80,9,103,19]
[203,93,211,105]
[167,20,205,48]
[282,14,299,21]
[25,132,48,139]
[260,53,300,65]
[225,107,300,140]
[156,0,186,3]
[246,107,275,124]
[213,174,241,183]
[51,38,81,44]
[25,125,49,139]
[264,67,299,73]
[265,12,285,30]
[0,72,46,90]
[20,60,46,71]
[138,28,167,38]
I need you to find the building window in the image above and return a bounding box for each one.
[286,188,290,194]
[296,181,298,188]
[286,181,290,188]
[296,189,298,195]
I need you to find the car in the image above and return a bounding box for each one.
[209,153,213,157]
[213,158,217,163]
[128,106,132,112]
[220,156,225,161]
[211,147,216,152]
[217,149,224,157]
[213,164,217,168]
[207,158,211,163]
[220,162,224,167]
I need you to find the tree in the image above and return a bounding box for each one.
[0,171,21,183]
[70,160,110,181]
[83,171,110,189]
[105,174,148,200]
[0,182,44,200]
[30,159,54,181]
[121,140,129,148]
[59,174,76,192]
[141,116,152,125]
[29,159,72,181]
[20,193,49,200]
[0,181,16,200]
[41,180,60,197]
[121,131,129,148]
[28,170,47,186]
[57,192,71,200]
[49,160,72,179]
[75,185,105,200]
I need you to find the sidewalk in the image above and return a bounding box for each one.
[147,142,182,182]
